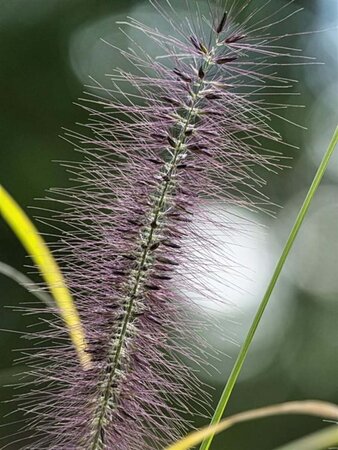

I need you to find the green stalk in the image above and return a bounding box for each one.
[200,125,338,450]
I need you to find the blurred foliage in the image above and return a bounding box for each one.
[0,0,337,449]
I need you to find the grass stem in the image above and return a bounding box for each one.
[200,125,338,450]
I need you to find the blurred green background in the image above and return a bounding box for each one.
[0,0,337,448]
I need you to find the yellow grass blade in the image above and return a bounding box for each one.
[164,401,338,450]
[0,185,91,370]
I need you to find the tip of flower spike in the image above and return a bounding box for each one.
[198,66,205,80]
[215,56,237,65]
[173,68,192,83]
[216,11,228,34]
[226,34,246,44]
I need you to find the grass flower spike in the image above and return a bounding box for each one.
[13,1,308,449]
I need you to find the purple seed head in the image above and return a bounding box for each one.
[216,11,228,34]
[12,1,307,449]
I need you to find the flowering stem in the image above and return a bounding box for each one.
[90,55,213,449]
[200,125,338,450]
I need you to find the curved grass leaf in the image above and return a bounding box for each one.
[164,401,338,450]
[0,185,91,369]
[273,425,338,450]
[0,261,54,307]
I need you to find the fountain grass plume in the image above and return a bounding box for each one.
[11,1,309,448]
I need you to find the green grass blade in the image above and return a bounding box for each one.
[272,426,338,450]
[0,185,91,370]
[200,125,338,450]
[0,261,54,307]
